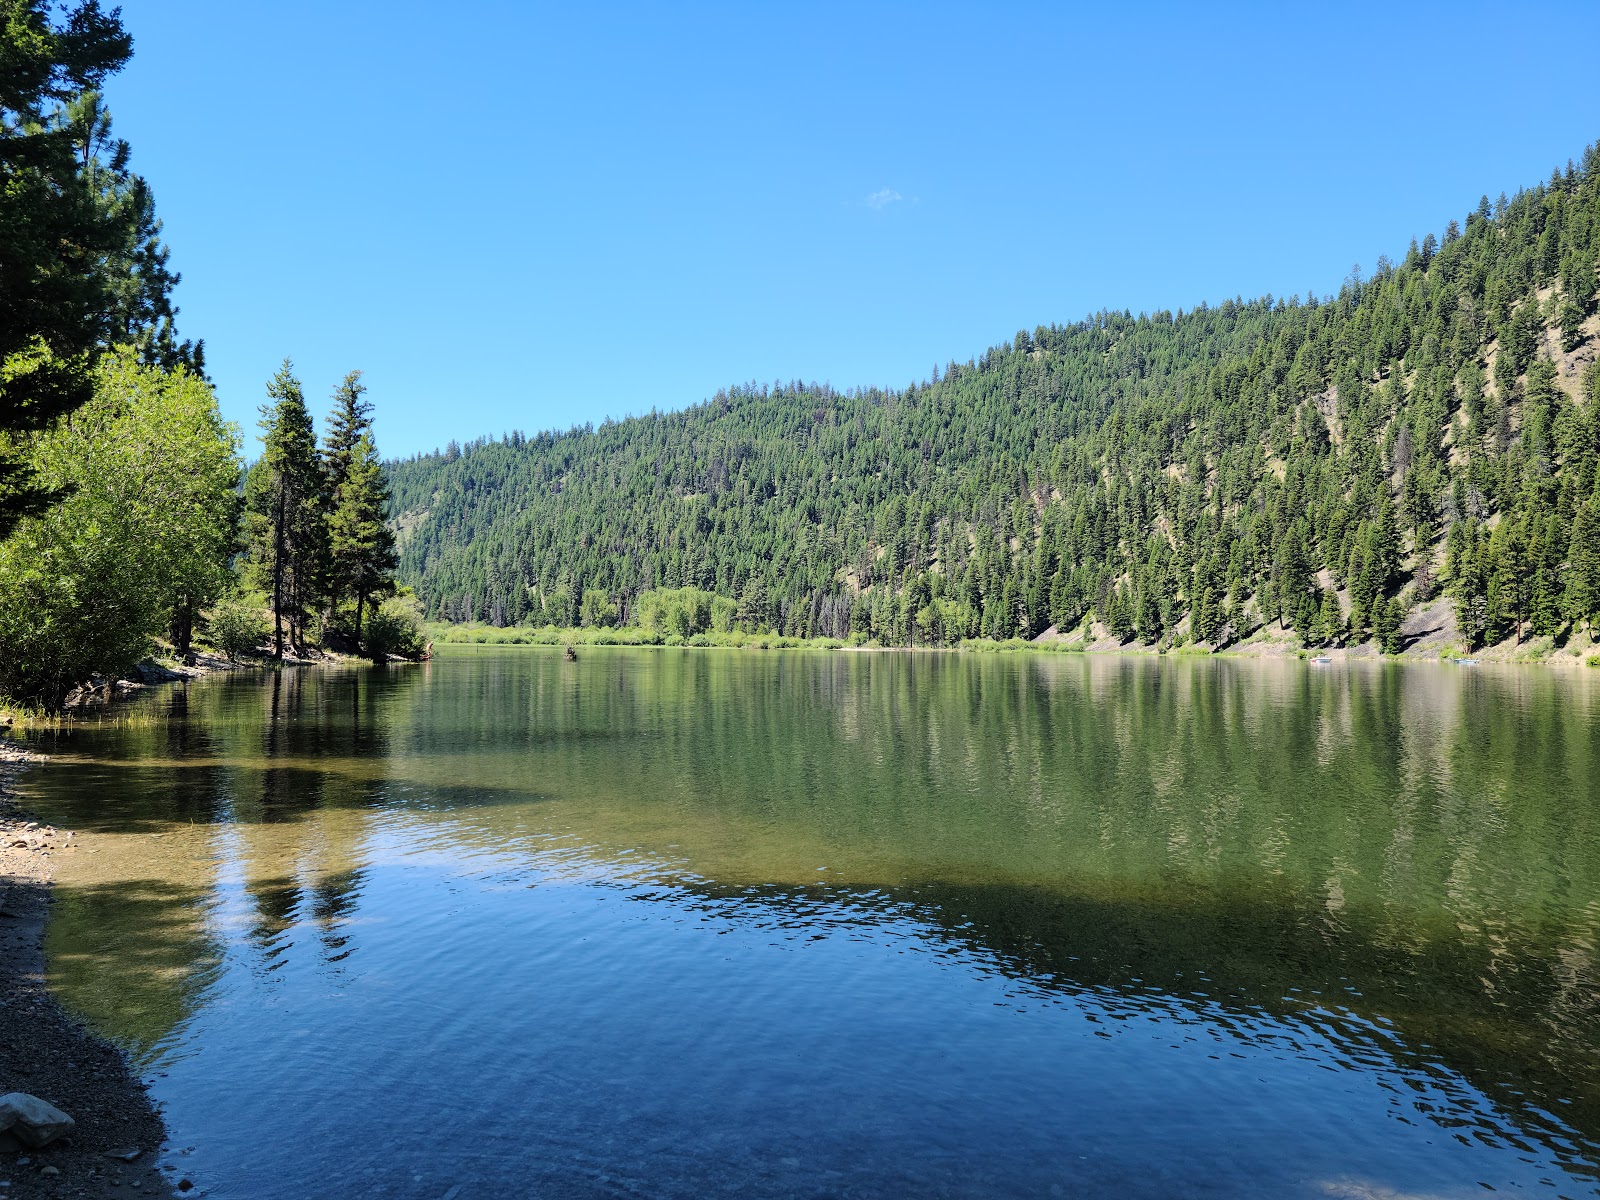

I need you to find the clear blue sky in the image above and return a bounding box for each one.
[107,1,1600,459]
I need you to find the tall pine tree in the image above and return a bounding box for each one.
[1566,498,1600,635]
[327,431,398,647]
[320,370,397,647]
[1,3,130,535]
[245,360,324,659]
[321,370,371,493]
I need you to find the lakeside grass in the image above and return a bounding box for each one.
[430,623,844,651]
[426,621,1600,667]
[425,623,1095,654]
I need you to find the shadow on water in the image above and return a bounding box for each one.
[664,857,1600,1179]
[45,859,374,1064]
[23,665,424,830]
[45,877,220,1062]
[14,649,1600,1190]
[23,666,418,1060]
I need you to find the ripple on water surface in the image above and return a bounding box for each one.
[20,649,1600,1198]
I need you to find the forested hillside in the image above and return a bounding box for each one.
[389,145,1600,652]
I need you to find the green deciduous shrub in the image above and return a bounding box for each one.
[207,594,267,661]
[0,353,239,705]
[365,593,428,661]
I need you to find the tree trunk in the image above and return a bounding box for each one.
[354,592,366,648]
[289,573,303,658]
[169,594,192,657]
[273,482,286,660]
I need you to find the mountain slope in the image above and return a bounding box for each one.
[388,145,1600,654]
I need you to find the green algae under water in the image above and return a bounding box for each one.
[16,648,1600,1198]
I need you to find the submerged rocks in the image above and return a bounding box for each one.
[0,1092,75,1147]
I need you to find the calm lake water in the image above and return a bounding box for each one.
[13,649,1600,1198]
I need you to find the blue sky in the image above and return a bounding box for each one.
[108,2,1600,458]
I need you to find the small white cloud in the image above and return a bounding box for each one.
[866,188,902,210]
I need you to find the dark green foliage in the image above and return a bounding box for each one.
[322,372,398,644]
[208,593,266,662]
[390,145,1600,653]
[244,361,326,658]
[1568,498,1600,634]
[243,363,402,659]
[0,1,197,536]
[363,593,426,662]
[327,433,398,645]
[321,370,372,487]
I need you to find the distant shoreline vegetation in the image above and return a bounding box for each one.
[428,623,1600,664]
[428,622,1082,653]
[426,587,1599,663]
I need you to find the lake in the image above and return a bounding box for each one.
[15,648,1600,1198]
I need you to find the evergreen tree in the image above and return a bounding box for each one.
[1529,515,1566,638]
[245,361,325,658]
[1304,589,1329,646]
[1316,590,1343,646]
[1566,499,1600,634]
[736,579,770,631]
[321,370,373,492]
[327,431,398,647]
[1558,295,1587,352]
[0,2,130,535]
[319,369,397,643]
[1375,597,1403,654]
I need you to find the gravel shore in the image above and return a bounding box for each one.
[0,742,179,1200]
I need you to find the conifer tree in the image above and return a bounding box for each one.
[1375,597,1403,654]
[319,369,397,643]
[327,432,398,646]
[321,370,372,493]
[1528,515,1567,638]
[1,3,131,535]
[1566,499,1600,635]
[1317,591,1343,646]
[245,361,325,659]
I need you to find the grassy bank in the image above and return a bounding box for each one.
[428,623,843,650]
[427,623,1097,654]
[425,621,1600,666]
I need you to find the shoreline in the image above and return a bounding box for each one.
[0,741,179,1200]
[422,592,1596,669]
[428,635,1597,668]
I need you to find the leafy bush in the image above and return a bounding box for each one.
[958,637,1085,654]
[207,595,267,661]
[365,593,427,661]
[424,620,868,653]
[635,588,717,637]
[0,354,239,705]
[579,589,618,628]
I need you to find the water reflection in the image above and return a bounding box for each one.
[16,651,1600,1198]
